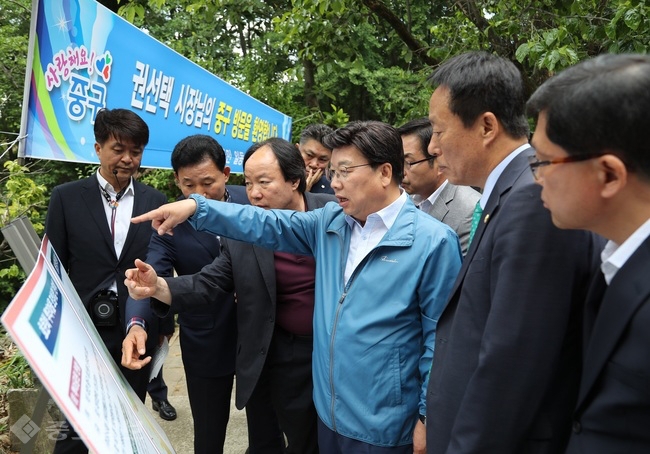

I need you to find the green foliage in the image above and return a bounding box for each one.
[0,160,48,311]
[0,328,35,391]
[0,0,31,153]
[138,168,179,200]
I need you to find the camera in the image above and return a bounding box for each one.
[90,289,118,327]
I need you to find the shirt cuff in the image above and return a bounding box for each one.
[126,316,147,333]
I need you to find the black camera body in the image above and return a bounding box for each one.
[90,289,118,327]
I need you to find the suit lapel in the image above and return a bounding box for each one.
[429,184,452,221]
[81,174,116,258]
[446,150,531,300]
[577,239,650,409]
[582,271,607,349]
[253,245,276,303]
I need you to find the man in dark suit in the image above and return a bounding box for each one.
[425,52,602,454]
[124,138,336,454]
[526,54,650,453]
[45,108,168,453]
[297,123,335,194]
[397,117,480,254]
[123,134,273,453]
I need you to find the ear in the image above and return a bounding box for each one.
[598,154,627,199]
[223,166,231,181]
[379,163,393,187]
[173,172,180,187]
[478,112,499,144]
[94,143,101,155]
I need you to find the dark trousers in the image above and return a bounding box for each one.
[147,367,169,402]
[53,325,150,453]
[249,326,318,454]
[317,418,413,454]
[185,372,234,454]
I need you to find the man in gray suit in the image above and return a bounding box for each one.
[398,118,480,254]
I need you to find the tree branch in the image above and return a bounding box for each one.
[361,0,437,67]
[453,0,513,56]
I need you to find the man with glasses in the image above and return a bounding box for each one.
[424,51,602,454]
[126,121,462,453]
[398,117,480,254]
[527,54,650,453]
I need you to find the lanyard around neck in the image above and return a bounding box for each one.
[100,184,128,240]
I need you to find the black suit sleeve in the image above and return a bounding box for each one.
[151,240,236,317]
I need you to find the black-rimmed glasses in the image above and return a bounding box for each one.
[325,163,373,181]
[527,153,603,180]
[405,156,435,169]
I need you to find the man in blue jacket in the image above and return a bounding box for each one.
[125,121,462,453]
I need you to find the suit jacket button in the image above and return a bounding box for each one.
[572,420,581,433]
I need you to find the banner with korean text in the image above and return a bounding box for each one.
[18,0,292,172]
[1,236,175,453]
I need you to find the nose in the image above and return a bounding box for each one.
[121,151,134,163]
[427,137,440,157]
[329,175,342,189]
[247,184,263,199]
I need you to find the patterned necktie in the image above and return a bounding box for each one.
[468,201,483,246]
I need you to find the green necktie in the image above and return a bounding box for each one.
[468,201,483,246]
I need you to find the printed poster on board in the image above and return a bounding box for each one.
[1,236,175,453]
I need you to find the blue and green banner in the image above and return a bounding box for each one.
[19,0,292,172]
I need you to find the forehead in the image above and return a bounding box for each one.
[176,159,221,179]
[428,86,452,120]
[245,146,281,173]
[101,135,140,149]
[300,139,331,157]
[530,111,568,158]
[331,145,365,165]
[402,134,424,157]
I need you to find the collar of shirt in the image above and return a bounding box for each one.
[345,189,408,231]
[96,170,135,291]
[412,179,449,211]
[343,190,408,284]
[478,143,529,210]
[96,169,134,198]
[601,217,650,285]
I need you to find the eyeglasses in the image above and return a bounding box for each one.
[527,153,603,180]
[325,163,372,181]
[405,156,435,169]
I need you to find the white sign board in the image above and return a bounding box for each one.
[1,236,175,453]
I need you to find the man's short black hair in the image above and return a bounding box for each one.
[94,108,149,147]
[527,53,650,180]
[299,124,334,148]
[323,121,404,184]
[429,51,529,139]
[397,118,435,167]
[171,135,226,173]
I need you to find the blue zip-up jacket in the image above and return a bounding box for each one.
[188,193,462,446]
